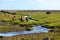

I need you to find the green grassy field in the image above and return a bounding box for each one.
[0,11,60,40]
[0,11,60,31]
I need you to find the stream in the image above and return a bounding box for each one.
[0,25,50,37]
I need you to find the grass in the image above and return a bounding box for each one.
[0,11,60,40]
[0,11,60,31]
[0,25,26,32]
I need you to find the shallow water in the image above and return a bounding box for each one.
[0,25,50,37]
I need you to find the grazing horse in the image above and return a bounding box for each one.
[12,15,16,21]
[46,12,51,14]
[24,16,29,22]
[19,16,24,22]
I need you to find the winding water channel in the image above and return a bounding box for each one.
[0,25,50,37]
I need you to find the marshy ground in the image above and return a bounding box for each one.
[0,10,60,40]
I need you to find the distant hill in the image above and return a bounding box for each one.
[0,10,60,12]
